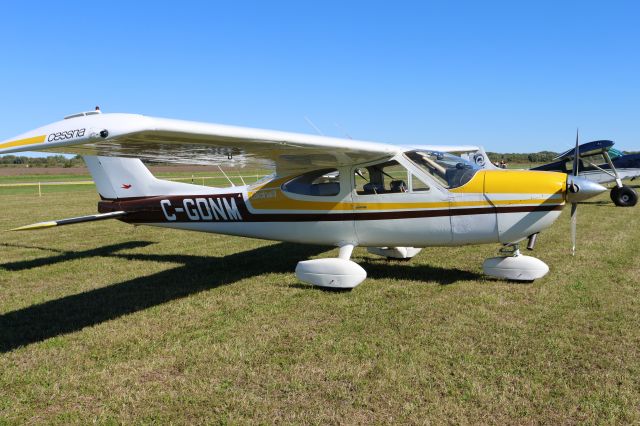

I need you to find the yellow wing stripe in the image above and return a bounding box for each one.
[0,135,47,149]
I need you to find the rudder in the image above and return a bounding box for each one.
[85,155,227,200]
[84,156,160,199]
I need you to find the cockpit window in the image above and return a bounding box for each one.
[608,148,623,160]
[405,150,479,189]
[282,169,340,196]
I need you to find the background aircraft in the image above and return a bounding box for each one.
[464,141,639,207]
[0,111,605,288]
[531,140,639,207]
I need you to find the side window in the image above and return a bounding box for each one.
[565,159,585,173]
[282,169,340,196]
[355,161,409,195]
[411,173,430,192]
[580,155,604,172]
[354,168,372,194]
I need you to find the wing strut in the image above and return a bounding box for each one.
[8,211,127,231]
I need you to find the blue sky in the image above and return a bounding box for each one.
[1,1,639,154]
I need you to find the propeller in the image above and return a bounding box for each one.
[565,131,607,254]
[570,130,579,255]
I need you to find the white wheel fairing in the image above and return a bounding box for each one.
[295,258,367,289]
[483,255,549,281]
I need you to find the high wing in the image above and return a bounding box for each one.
[0,112,401,174]
[554,140,614,161]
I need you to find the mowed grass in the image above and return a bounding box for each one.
[1,184,639,424]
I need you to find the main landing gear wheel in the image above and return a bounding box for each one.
[295,244,366,289]
[610,185,638,207]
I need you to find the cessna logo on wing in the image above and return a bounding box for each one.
[160,197,243,222]
[47,128,86,142]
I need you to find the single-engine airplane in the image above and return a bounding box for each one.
[531,140,639,207]
[468,140,640,207]
[0,111,606,288]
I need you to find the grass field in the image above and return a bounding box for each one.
[1,180,639,423]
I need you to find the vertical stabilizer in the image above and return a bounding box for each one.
[84,156,215,199]
[84,156,159,199]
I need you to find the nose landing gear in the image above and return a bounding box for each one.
[482,244,549,282]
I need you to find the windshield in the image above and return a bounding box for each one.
[608,148,624,160]
[404,150,480,189]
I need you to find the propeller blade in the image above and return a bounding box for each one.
[571,129,579,255]
[573,129,579,176]
[570,202,577,256]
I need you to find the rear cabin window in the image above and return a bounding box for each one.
[282,169,340,196]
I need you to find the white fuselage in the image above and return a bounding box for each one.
[105,154,567,248]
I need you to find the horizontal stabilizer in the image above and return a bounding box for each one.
[9,211,127,231]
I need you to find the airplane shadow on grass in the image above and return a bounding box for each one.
[0,241,479,352]
[577,200,615,206]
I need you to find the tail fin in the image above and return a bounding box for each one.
[84,156,211,200]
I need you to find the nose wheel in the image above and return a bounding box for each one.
[483,244,549,282]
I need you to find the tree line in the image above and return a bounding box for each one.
[0,155,85,168]
[485,151,560,164]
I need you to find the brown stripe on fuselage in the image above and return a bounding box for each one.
[98,193,564,224]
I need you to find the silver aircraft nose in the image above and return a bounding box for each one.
[566,175,607,203]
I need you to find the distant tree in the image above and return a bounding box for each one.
[0,154,84,168]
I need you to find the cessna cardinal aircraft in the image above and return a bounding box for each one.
[0,111,606,288]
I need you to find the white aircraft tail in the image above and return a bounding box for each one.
[84,156,214,199]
